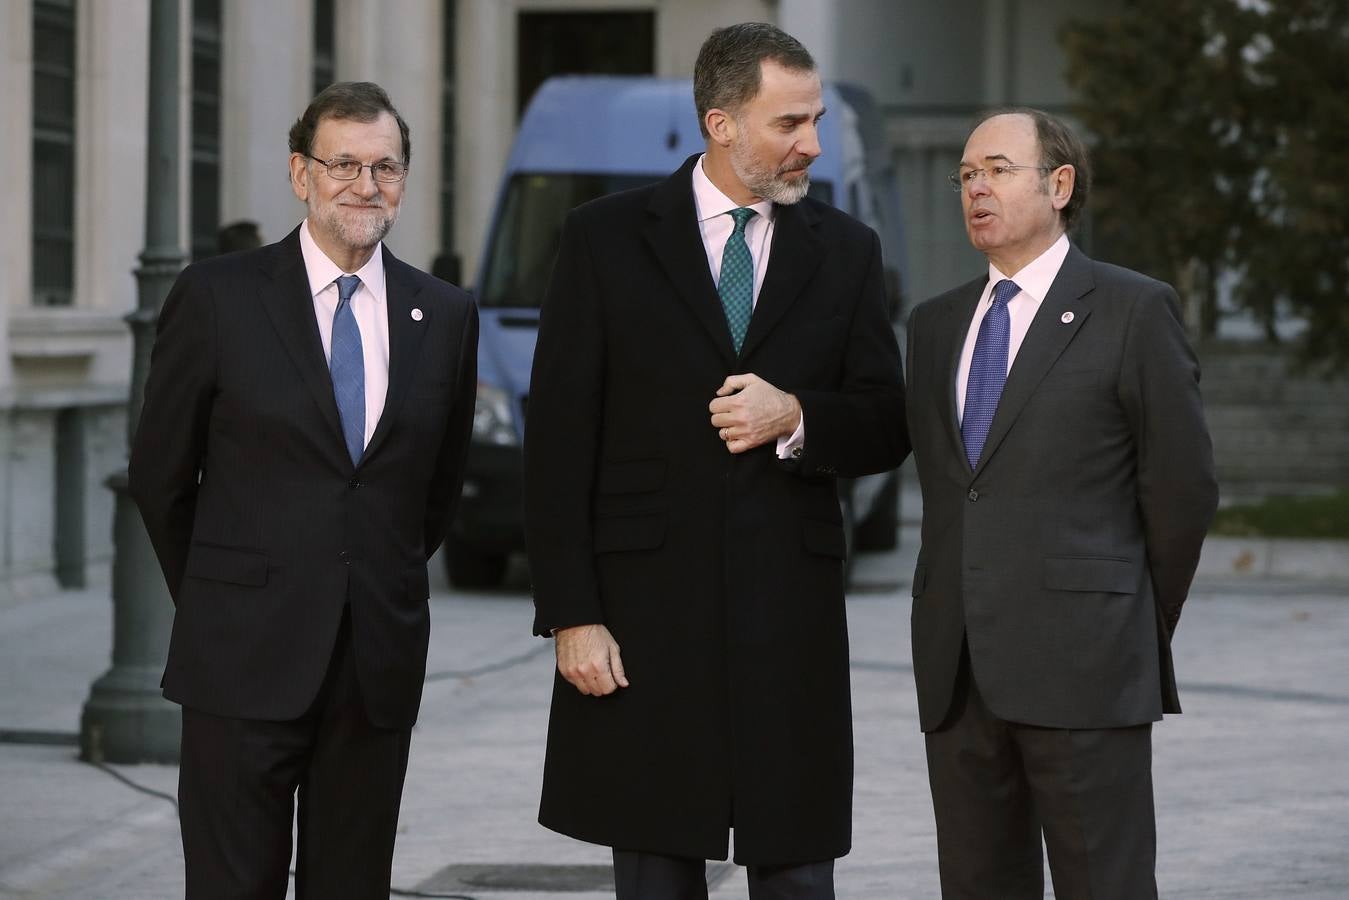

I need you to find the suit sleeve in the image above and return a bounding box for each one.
[127,265,219,603]
[1118,284,1219,635]
[523,210,606,636]
[791,230,910,477]
[422,296,479,559]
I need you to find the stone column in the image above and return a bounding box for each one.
[79,0,187,764]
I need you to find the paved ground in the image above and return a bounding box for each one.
[2,522,1347,898]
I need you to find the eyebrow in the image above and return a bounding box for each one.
[771,106,827,126]
[959,153,1014,169]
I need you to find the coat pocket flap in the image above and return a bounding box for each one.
[185,543,269,587]
[911,564,928,597]
[593,513,667,553]
[801,518,846,559]
[597,459,666,495]
[1043,556,1136,593]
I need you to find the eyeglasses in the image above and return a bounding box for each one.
[948,164,1052,192]
[306,154,408,183]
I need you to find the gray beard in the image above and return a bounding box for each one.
[309,197,399,251]
[730,137,811,206]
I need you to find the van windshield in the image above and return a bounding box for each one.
[478,173,660,308]
[477,172,836,309]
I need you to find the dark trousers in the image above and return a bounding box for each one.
[177,610,412,900]
[924,648,1157,900]
[613,849,835,900]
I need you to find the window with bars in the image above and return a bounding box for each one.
[32,0,77,307]
[190,0,222,262]
[313,0,335,95]
[439,0,456,264]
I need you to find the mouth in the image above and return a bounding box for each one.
[969,208,995,225]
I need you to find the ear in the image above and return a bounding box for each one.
[705,108,738,149]
[1049,164,1075,212]
[289,153,311,202]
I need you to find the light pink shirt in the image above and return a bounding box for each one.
[299,220,390,449]
[956,233,1071,423]
[692,155,805,456]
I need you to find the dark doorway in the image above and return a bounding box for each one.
[516,11,655,117]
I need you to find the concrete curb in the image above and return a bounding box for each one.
[1197,536,1349,583]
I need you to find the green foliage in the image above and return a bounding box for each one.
[1212,490,1349,538]
[1062,0,1349,370]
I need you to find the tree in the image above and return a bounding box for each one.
[1062,0,1349,370]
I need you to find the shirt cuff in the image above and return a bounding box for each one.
[776,413,805,459]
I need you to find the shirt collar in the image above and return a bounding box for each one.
[988,233,1070,304]
[299,219,386,300]
[692,154,775,225]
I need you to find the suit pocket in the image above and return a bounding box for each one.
[801,518,846,559]
[1043,556,1137,594]
[185,543,269,587]
[597,458,665,495]
[593,512,666,553]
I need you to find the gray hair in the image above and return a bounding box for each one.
[693,23,816,139]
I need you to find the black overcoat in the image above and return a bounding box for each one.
[523,155,909,864]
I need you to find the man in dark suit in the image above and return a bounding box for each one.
[523,23,908,900]
[905,107,1218,898]
[129,82,477,899]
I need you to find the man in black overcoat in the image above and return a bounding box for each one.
[905,108,1218,898]
[523,23,908,900]
[129,82,477,898]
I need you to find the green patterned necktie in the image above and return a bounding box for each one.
[718,207,758,353]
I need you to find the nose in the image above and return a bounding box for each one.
[796,124,822,160]
[350,165,379,197]
[966,172,992,199]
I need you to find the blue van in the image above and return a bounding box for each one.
[446,76,906,587]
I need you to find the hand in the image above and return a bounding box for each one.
[554,624,629,696]
[709,373,801,454]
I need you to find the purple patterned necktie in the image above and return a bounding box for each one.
[961,278,1019,469]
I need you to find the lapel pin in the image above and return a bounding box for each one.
[411,308,424,322]
[1060,311,1074,324]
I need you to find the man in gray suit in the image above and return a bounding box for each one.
[904,108,1218,899]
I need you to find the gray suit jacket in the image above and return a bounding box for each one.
[905,243,1218,732]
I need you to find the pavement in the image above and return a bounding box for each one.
[2,489,1348,898]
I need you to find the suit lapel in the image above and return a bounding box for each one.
[739,200,823,360]
[258,228,348,455]
[643,155,736,366]
[940,279,985,469]
[362,248,427,464]
[973,245,1096,474]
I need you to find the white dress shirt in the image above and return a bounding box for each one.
[956,233,1071,423]
[692,156,805,455]
[300,219,390,449]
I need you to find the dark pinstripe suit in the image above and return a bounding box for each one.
[129,226,477,897]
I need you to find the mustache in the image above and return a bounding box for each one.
[777,157,813,176]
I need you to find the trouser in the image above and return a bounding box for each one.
[613,849,835,900]
[924,646,1157,900]
[177,609,413,900]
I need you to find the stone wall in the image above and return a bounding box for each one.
[1198,342,1349,504]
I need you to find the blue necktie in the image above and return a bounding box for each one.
[718,207,758,353]
[961,278,1019,470]
[330,275,365,465]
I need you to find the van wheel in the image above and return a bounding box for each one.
[445,540,508,589]
[854,474,898,552]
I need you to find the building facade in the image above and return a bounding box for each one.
[31,0,1283,598]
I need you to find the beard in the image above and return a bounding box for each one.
[729,132,813,205]
[307,191,400,251]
